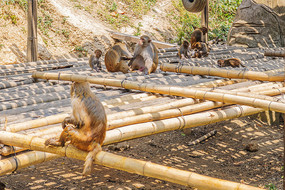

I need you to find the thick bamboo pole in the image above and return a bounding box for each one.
[0,151,60,175]
[32,72,285,113]
[160,63,285,82]
[264,50,285,57]
[104,104,264,144]
[0,131,263,190]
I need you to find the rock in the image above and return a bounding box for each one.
[228,0,285,48]
[245,142,259,152]
[38,44,52,60]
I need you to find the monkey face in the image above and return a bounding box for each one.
[140,35,151,47]
[217,60,225,67]
[95,50,102,58]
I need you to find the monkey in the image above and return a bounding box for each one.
[88,49,102,71]
[177,40,190,59]
[104,42,133,73]
[128,35,159,75]
[217,58,245,68]
[190,27,208,49]
[45,82,107,176]
[191,42,209,58]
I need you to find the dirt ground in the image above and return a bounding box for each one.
[0,114,282,190]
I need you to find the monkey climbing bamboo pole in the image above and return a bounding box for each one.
[32,72,285,113]
[160,63,285,82]
[0,131,263,190]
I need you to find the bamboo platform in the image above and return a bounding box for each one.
[0,43,284,189]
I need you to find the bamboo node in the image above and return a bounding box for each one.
[236,105,244,117]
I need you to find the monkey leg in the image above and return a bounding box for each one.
[82,142,102,176]
[45,127,70,147]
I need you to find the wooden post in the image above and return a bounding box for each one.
[27,0,38,62]
[201,0,209,43]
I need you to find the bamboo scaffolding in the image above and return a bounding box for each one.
[160,63,285,82]
[0,131,263,190]
[0,79,34,90]
[0,57,87,70]
[32,72,285,113]
[108,87,285,129]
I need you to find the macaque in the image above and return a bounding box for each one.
[178,40,190,59]
[191,42,209,58]
[190,27,208,49]
[104,42,133,73]
[45,82,107,176]
[217,58,245,68]
[128,35,159,75]
[89,49,102,71]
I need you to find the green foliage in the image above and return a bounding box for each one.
[38,13,53,36]
[122,0,157,17]
[265,183,277,190]
[170,0,242,44]
[134,22,143,36]
[2,0,27,10]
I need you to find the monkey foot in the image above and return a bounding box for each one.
[44,138,62,146]
[82,158,93,176]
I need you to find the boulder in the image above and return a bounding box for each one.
[228,0,285,48]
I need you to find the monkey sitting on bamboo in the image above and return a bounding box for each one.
[88,49,102,71]
[104,42,133,73]
[128,35,159,75]
[45,82,107,176]
[191,42,209,58]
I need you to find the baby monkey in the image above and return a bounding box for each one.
[45,82,107,176]
[217,58,245,68]
[191,42,209,58]
[178,40,190,59]
[89,49,102,71]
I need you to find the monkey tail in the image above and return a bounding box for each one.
[82,142,102,176]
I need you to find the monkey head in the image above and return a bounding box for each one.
[193,42,202,50]
[70,82,90,98]
[200,27,208,35]
[94,49,102,58]
[139,35,151,47]
[217,60,225,67]
[182,40,190,48]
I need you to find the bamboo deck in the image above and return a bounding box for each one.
[0,43,284,189]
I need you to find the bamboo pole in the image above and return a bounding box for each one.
[264,50,285,57]
[108,86,285,129]
[104,104,264,145]
[0,151,60,174]
[0,132,263,190]
[32,72,285,113]
[160,63,285,82]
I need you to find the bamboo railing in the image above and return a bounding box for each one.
[160,63,285,82]
[0,131,263,190]
[32,72,285,113]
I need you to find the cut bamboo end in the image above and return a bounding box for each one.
[0,131,263,190]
